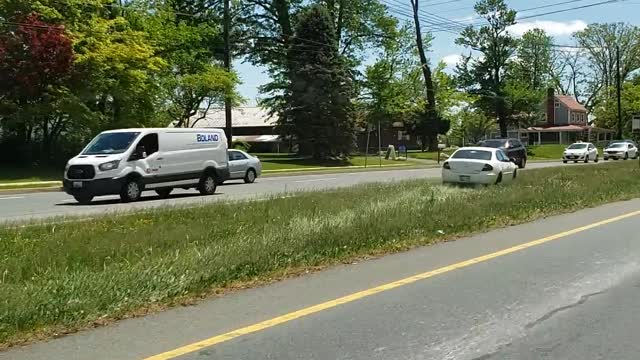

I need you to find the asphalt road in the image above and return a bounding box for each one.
[2,198,639,360]
[1,161,573,223]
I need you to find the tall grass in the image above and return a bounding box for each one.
[1,162,640,346]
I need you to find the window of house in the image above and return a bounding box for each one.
[554,100,560,108]
[571,113,575,123]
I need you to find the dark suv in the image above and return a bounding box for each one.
[478,138,528,168]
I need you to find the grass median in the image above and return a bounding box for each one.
[2,162,640,347]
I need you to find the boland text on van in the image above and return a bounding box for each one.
[63,128,230,204]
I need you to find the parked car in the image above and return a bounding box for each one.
[442,147,518,185]
[226,149,262,183]
[562,142,599,163]
[63,128,230,204]
[604,142,638,160]
[477,138,527,169]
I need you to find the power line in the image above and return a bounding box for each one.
[517,0,627,21]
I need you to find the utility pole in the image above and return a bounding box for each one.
[223,0,233,144]
[616,44,622,139]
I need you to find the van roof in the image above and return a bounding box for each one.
[101,128,225,134]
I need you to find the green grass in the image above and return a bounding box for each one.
[0,166,61,184]
[2,162,640,346]
[260,156,408,171]
[407,150,449,161]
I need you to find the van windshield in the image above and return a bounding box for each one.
[83,132,140,155]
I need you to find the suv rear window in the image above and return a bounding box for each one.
[480,140,507,148]
[452,149,493,160]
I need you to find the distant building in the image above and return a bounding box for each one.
[191,107,284,152]
[516,88,614,145]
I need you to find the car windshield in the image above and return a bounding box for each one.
[567,144,587,150]
[609,143,625,148]
[480,140,507,148]
[452,149,492,160]
[82,132,140,155]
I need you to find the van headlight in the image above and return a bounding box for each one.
[99,160,120,171]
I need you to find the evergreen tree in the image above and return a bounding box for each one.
[282,5,355,158]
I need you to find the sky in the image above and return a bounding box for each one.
[234,0,640,105]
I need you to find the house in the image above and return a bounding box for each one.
[190,107,284,152]
[515,89,614,145]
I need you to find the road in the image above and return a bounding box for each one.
[3,198,640,360]
[1,161,571,223]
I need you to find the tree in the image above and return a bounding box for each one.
[448,107,496,146]
[138,1,240,127]
[593,79,640,135]
[455,0,517,137]
[408,0,443,151]
[512,29,553,91]
[0,12,77,162]
[282,5,355,158]
[574,23,640,110]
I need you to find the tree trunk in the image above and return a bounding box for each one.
[410,0,438,148]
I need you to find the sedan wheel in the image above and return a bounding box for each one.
[495,172,503,185]
[624,152,629,160]
[244,169,257,184]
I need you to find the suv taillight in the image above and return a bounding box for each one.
[482,164,493,171]
[443,162,450,169]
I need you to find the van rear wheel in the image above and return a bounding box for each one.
[199,173,217,195]
[73,194,93,205]
[155,188,172,199]
[121,178,142,202]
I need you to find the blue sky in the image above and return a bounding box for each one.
[235,0,640,105]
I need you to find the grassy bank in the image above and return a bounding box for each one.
[0,166,61,184]
[2,162,640,346]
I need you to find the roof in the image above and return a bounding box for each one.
[455,146,498,153]
[102,128,224,133]
[556,96,587,112]
[191,107,277,128]
[520,125,615,133]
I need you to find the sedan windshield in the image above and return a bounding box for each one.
[567,144,587,150]
[452,149,492,160]
[608,143,626,148]
[479,140,507,148]
[83,132,140,155]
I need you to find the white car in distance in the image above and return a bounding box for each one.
[442,147,518,185]
[562,142,599,163]
[604,142,638,160]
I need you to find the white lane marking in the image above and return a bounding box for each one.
[294,177,338,183]
[0,196,25,200]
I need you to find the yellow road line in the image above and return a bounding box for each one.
[143,209,640,360]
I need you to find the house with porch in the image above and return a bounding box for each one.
[513,89,614,145]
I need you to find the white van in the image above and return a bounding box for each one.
[63,128,230,204]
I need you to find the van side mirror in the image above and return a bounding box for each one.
[132,145,146,160]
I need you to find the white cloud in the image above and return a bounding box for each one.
[508,20,587,37]
[442,54,462,67]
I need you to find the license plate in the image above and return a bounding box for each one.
[73,181,83,188]
[459,175,470,182]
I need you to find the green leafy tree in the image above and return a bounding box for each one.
[282,5,355,158]
[448,107,496,146]
[575,23,640,106]
[593,79,640,136]
[455,0,517,137]
[512,29,553,91]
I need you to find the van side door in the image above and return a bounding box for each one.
[130,133,160,182]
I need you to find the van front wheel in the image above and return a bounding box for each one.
[199,173,217,195]
[121,179,142,202]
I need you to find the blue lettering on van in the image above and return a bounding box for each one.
[196,134,219,142]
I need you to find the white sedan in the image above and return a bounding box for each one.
[442,147,518,185]
[562,142,599,163]
[604,142,638,160]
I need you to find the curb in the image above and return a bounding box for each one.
[0,186,62,195]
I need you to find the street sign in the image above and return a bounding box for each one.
[633,115,640,131]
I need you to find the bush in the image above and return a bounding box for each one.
[232,140,251,151]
